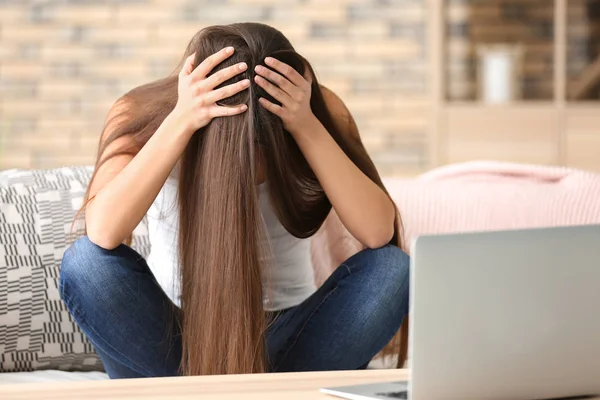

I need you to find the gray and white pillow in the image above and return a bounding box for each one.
[0,167,150,372]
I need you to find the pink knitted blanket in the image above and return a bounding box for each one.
[311,161,600,286]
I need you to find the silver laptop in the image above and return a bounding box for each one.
[322,225,600,400]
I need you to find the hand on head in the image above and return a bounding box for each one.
[254,57,317,137]
[173,47,250,133]
[173,45,318,137]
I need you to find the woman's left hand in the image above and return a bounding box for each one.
[254,57,319,137]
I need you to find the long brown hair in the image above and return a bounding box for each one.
[85,22,404,375]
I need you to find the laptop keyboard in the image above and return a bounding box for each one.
[375,391,408,399]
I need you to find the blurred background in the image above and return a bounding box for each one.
[0,0,599,176]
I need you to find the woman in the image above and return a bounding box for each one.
[60,22,409,378]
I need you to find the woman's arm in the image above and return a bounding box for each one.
[255,58,395,248]
[300,88,395,248]
[86,48,250,249]
[85,107,193,250]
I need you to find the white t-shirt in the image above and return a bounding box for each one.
[145,166,316,311]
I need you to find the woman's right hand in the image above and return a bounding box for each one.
[173,46,250,133]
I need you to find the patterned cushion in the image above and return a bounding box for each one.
[0,167,150,372]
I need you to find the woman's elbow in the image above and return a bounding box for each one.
[363,201,396,249]
[86,219,122,251]
[86,231,121,251]
[362,223,395,249]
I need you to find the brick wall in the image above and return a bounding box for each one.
[0,0,429,176]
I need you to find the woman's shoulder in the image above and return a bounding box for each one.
[318,85,360,142]
[319,85,349,116]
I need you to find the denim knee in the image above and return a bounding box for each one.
[60,236,122,317]
[374,245,410,308]
[343,244,410,313]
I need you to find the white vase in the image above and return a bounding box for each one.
[477,44,523,104]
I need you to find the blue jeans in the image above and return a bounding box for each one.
[59,236,409,378]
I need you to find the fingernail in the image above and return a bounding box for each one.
[265,57,273,65]
[255,65,263,72]
[239,62,247,70]
[242,79,250,86]
[254,75,261,82]
[240,105,248,111]
[226,47,234,54]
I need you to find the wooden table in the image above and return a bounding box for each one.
[3,369,409,400]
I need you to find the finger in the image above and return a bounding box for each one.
[302,66,313,86]
[202,62,248,90]
[254,75,291,106]
[258,97,284,117]
[203,79,250,104]
[264,57,306,87]
[254,65,298,97]
[209,104,248,117]
[180,53,196,77]
[191,46,234,80]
